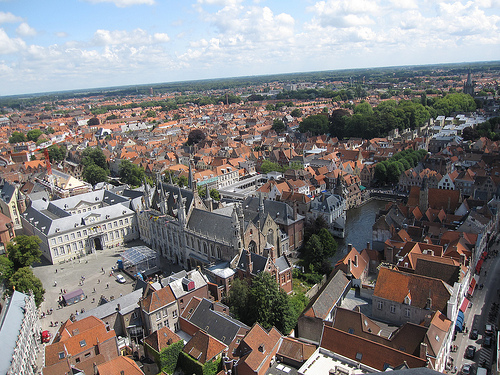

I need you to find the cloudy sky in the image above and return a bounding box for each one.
[1,0,499,96]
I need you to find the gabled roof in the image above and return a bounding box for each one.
[303,270,350,320]
[237,323,282,372]
[374,267,452,312]
[320,326,427,371]
[183,330,227,364]
[96,356,145,375]
[277,337,316,364]
[141,286,176,314]
[144,326,181,353]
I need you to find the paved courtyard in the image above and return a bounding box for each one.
[32,239,181,337]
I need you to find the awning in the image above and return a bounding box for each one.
[455,310,465,332]
[460,298,470,312]
[468,277,477,296]
[475,258,484,274]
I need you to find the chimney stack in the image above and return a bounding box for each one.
[419,342,428,359]
[425,297,432,310]
[366,242,370,250]
[348,243,353,252]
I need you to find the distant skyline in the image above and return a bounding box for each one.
[1,0,499,97]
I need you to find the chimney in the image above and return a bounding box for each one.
[419,342,428,359]
[347,259,352,277]
[353,254,358,267]
[116,303,121,311]
[366,242,370,250]
[425,297,432,310]
[246,250,253,276]
[459,253,465,265]
[348,243,353,253]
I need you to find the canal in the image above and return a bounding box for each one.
[332,199,387,265]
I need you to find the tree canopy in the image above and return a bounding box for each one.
[272,118,285,132]
[26,128,43,142]
[227,273,297,334]
[119,159,145,186]
[299,114,329,135]
[47,144,67,163]
[9,267,45,307]
[81,147,109,185]
[6,235,42,270]
[374,149,427,185]
[300,217,337,274]
[187,129,206,145]
[8,131,26,144]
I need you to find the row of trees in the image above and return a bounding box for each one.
[260,160,303,174]
[0,235,45,307]
[374,149,428,185]
[299,93,476,139]
[462,117,500,141]
[8,127,54,144]
[226,272,308,335]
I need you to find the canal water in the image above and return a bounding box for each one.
[332,199,387,265]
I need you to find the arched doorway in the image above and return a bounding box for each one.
[94,237,103,250]
[248,240,257,253]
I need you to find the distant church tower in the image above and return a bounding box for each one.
[463,68,474,96]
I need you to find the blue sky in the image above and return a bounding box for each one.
[1,0,499,96]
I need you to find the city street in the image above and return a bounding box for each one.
[449,240,500,374]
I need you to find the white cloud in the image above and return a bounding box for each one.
[16,22,37,37]
[55,32,68,38]
[92,28,170,46]
[0,28,26,54]
[0,11,23,24]
[388,0,418,9]
[83,0,155,8]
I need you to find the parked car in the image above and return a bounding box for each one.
[485,324,494,336]
[461,363,474,375]
[483,335,492,348]
[470,328,479,340]
[464,345,476,359]
[116,274,126,283]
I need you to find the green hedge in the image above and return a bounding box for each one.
[177,352,221,375]
[160,341,184,374]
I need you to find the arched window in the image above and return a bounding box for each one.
[267,228,274,246]
[203,242,208,254]
[216,246,222,259]
[197,239,201,252]
[248,240,256,253]
[210,244,215,257]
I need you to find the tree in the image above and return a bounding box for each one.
[82,147,108,170]
[8,131,26,144]
[260,160,284,174]
[299,114,329,135]
[187,129,205,145]
[87,117,100,126]
[265,104,275,111]
[291,108,302,117]
[44,126,55,134]
[209,189,220,201]
[145,110,156,118]
[272,118,285,132]
[247,272,296,334]
[27,129,43,142]
[6,235,42,270]
[47,144,67,163]
[119,159,145,186]
[8,267,45,307]
[83,164,108,185]
[0,255,14,282]
[227,278,251,322]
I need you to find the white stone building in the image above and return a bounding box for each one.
[22,190,139,264]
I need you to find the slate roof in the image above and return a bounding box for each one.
[23,190,134,236]
[0,291,30,374]
[150,183,194,218]
[374,267,452,312]
[167,269,208,300]
[187,208,235,244]
[236,248,268,274]
[310,192,344,214]
[77,289,142,321]
[0,180,16,204]
[242,196,304,226]
[275,255,291,272]
[303,270,350,320]
[184,298,250,346]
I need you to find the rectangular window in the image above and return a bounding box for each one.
[405,308,410,317]
[119,219,123,226]
[114,221,117,227]
[102,224,106,230]
[60,246,65,255]
[78,241,83,249]
[156,312,162,321]
[70,233,75,239]
[125,218,129,224]
[83,230,87,235]
[66,244,71,253]
[377,301,383,310]
[77,231,81,238]
[64,234,69,241]
[51,238,56,246]
[158,322,162,329]
[58,236,62,243]
[390,305,396,314]
[115,230,119,238]
[163,309,168,317]
[173,310,178,318]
